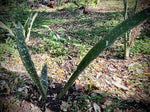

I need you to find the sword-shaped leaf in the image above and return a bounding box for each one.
[40,64,48,95]
[16,22,47,100]
[57,8,150,99]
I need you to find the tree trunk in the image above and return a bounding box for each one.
[97,0,100,4]
[123,0,130,59]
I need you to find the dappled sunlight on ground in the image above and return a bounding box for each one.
[1,52,150,103]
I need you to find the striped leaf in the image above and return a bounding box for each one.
[40,64,48,95]
[16,22,47,100]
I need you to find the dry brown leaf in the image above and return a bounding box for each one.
[90,85,100,90]
[75,83,84,91]
[75,79,84,90]
[112,81,129,90]
[116,74,121,78]
[124,81,131,86]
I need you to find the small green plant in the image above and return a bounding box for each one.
[24,12,38,41]
[64,3,75,11]
[73,101,78,112]
[113,45,124,58]
[77,95,91,111]
[99,92,108,97]
[105,105,111,112]
[33,25,69,56]
[0,37,16,60]
[0,21,15,37]
[130,35,150,55]
[16,22,47,100]
[92,95,102,103]
[43,37,68,56]
[112,98,122,107]
[0,12,38,41]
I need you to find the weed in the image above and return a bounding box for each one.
[130,33,150,55]
[16,91,23,98]
[92,95,102,103]
[64,3,75,11]
[105,105,111,112]
[112,98,122,108]
[99,92,108,97]
[10,72,18,78]
[111,11,123,20]
[73,101,78,112]
[11,98,19,104]
[127,98,135,102]
[112,45,124,58]
[0,37,16,61]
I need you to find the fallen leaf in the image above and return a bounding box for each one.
[91,85,100,90]
[92,90,102,94]
[112,81,129,90]
[18,88,24,92]
[75,83,84,91]
[93,102,101,112]
[30,94,34,97]
[124,81,131,86]
[95,67,100,72]
[145,72,150,78]
[60,101,69,112]
[57,69,63,74]
[121,94,127,100]
[15,58,21,63]
[116,74,121,78]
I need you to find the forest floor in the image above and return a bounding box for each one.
[0,1,150,112]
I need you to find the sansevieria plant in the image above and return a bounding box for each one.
[15,8,150,101]
[16,22,47,100]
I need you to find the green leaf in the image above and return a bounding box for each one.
[26,12,38,41]
[57,8,150,99]
[0,21,15,37]
[42,25,49,29]
[42,25,51,31]
[38,31,45,35]
[40,64,48,95]
[57,28,66,32]
[53,34,57,40]
[24,13,33,37]
[56,34,61,40]
[16,22,47,100]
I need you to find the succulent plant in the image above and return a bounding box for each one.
[16,22,47,100]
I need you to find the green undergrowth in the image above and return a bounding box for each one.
[0,1,149,62]
[65,88,135,112]
[131,33,150,55]
[0,37,17,61]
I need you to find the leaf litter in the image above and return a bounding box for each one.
[1,50,150,111]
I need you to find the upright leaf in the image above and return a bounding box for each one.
[0,21,15,37]
[24,13,33,37]
[40,64,48,95]
[57,8,150,99]
[26,12,38,41]
[16,22,47,100]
